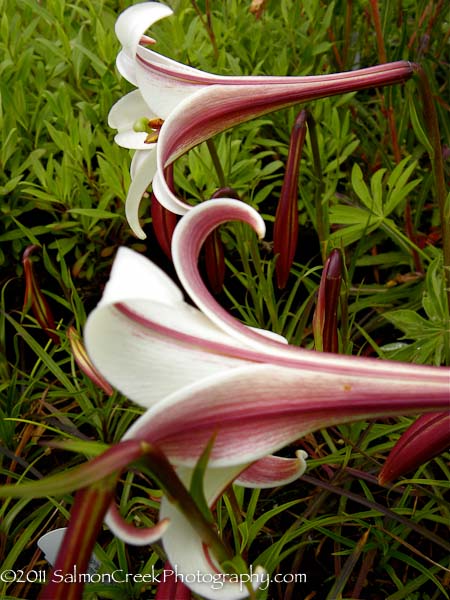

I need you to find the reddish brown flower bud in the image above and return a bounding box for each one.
[22,245,59,344]
[312,248,343,353]
[203,187,239,294]
[67,326,114,396]
[274,110,308,289]
[156,561,193,599]
[379,412,450,485]
[151,165,178,259]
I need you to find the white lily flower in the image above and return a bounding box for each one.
[84,199,450,600]
[109,1,416,238]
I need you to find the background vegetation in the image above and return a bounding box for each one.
[1,0,449,598]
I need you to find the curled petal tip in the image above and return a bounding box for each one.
[236,451,308,488]
[124,149,159,239]
[106,502,171,545]
[115,2,173,58]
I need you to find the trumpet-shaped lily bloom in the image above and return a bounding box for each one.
[110,1,416,238]
[84,199,450,600]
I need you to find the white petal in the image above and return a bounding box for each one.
[114,131,154,150]
[84,249,254,408]
[160,467,267,600]
[115,2,173,59]
[116,49,138,86]
[125,149,157,239]
[134,47,206,118]
[84,304,251,408]
[152,168,191,214]
[108,90,157,130]
[130,149,151,180]
[97,247,183,307]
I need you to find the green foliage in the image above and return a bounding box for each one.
[382,256,450,365]
[1,0,449,599]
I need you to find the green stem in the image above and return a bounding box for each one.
[40,476,118,600]
[34,441,237,599]
[413,65,450,311]
[206,138,227,189]
[139,446,233,565]
[307,114,327,260]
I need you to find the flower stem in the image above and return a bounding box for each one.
[413,64,450,310]
[40,475,118,600]
[307,114,327,260]
[206,138,227,189]
[139,448,233,565]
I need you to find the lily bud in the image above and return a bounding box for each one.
[67,326,114,396]
[151,164,178,259]
[204,187,239,294]
[22,245,59,344]
[312,248,343,353]
[274,110,308,289]
[378,412,450,485]
[156,562,192,599]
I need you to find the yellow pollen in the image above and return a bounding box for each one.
[145,132,159,144]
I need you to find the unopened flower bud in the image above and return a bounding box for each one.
[22,245,59,344]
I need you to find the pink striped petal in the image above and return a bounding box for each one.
[151,62,414,213]
[105,503,170,545]
[171,200,449,384]
[235,451,308,488]
[122,364,450,468]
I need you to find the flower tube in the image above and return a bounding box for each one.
[110,2,416,237]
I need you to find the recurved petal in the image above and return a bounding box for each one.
[160,467,267,600]
[125,149,157,239]
[171,199,450,387]
[84,249,255,408]
[235,451,308,488]
[115,2,173,59]
[134,47,210,118]
[378,412,450,485]
[116,49,138,86]
[105,503,170,545]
